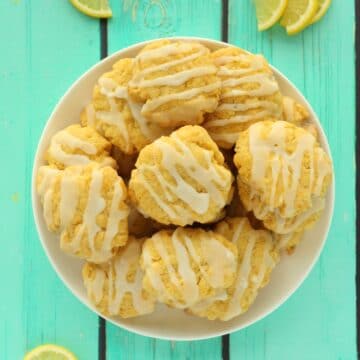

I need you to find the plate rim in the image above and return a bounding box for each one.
[31,36,335,341]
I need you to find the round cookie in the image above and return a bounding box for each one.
[37,163,129,263]
[45,124,116,170]
[81,58,167,154]
[140,227,238,309]
[234,121,332,231]
[128,39,221,128]
[83,237,155,318]
[203,47,283,149]
[189,217,278,321]
[129,125,234,226]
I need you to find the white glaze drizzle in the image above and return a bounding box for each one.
[142,229,236,308]
[141,81,221,114]
[48,130,97,166]
[59,174,79,229]
[98,77,161,141]
[282,97,295,122]
[249,121,321,218]
[37,166,61,230]
[204,52,281,147]
[132,66,216,88]
[130,41,220,113]
[69,169,106,258]
[87,241,153,315]
[222,231,256,320]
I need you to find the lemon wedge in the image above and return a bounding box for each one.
[280,0,319,35]
[311,0,331,24]
[254,0,288,31]
[24,344,77,360]
[69,0,112,19]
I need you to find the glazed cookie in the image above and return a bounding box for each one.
[45,124,116,170]
[129,125,234,226]
[141,227,238,309]
[81,58,166,154]
[203,47,283,149]
[83,237,155,318]
[129,39,221,128]
[37,163,129,263]
[234,121,332,232]
[189,217,278,321]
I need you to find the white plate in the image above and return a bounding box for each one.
[31,37,335,341]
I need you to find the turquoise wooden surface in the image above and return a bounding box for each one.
[0,0,356,359]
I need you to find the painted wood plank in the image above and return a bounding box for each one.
[228,1,357,359]
[0,1,100,359]
[105,1,223,359]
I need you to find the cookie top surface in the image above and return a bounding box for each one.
[37,163,129,263]
[129,40,221,128]
[82,58,167,154]
[189,217,278,321]
[129,125,234,226]
[141,227,238,309]
[45,124,116,169]
[203,47,283,149]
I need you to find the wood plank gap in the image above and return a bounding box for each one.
[98,18,108,360]
[100,19,108,58]
[222,334,230,360]
[98,318,106,360]
[221,1,230,358]
[221,0,229,42]
[355,0,360,356]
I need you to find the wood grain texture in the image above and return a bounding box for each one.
[228,1,357,359]
[105,1,223,359]
[0,0,356,359]
[0,1,100,359]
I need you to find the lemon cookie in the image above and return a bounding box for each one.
[234,121,332,234]
[141,227,238,309]
[129,39,221,128]
[189,217,278,320]
[203,47,283,149]
[129,125,234,226]
[37,163,129,263]
[81,58,167,154]
[45,124,116,170]
[83,237,155,318]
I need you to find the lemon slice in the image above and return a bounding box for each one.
[311,0,331,24]
[69,0,112,19]
[253,0,288,31]
[280,0,319,35]
[24,344,77,360]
